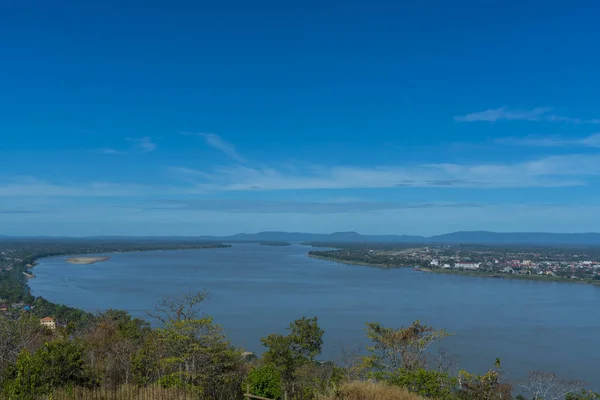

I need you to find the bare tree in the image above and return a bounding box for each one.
[337,343,364,380]
[520,371,585,400]
[430,347,457,376]
[146,289,209,324]
[364,320,454,371]
[0,315,47,376]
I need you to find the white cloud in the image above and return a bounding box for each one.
[170,154,600,191]
[127,137,157,153]
[4,153,600,200]
[454,107,551,122]
[496,133,600,148]
[181,132,246,163]
[455,107,600,124]
[132,199,486,214]
[0,177,162,197]
[97,148,127,155]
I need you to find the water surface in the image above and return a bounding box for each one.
[30,243,600,388]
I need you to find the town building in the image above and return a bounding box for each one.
[40,316,56,330]
[455,262,480,270]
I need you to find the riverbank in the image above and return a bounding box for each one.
[308,254,412,269]
[311,254,600,286]
[420,267,600,285]
[0,241,233,326]
[67,256,111,265]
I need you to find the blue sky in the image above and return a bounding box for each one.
[2,0,600,236]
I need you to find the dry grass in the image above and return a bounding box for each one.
[320,380,425,400]
[42,385,200,400]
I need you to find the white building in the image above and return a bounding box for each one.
[455,262,480,270]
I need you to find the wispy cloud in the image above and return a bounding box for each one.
[98,137,157,155]
[97,148,127,155]
[0,177,163,197]
[181,132,247,163]
[170,153,600,191]
[6,152,600,200]
[455,107,551,122]
[455,107,600,124]
[496,133,600,148]
[118,199,486,214]
[127,137,157,153]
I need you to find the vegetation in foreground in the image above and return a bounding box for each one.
[1,290,599,400]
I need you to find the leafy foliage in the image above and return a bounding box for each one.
[388,368,458,399]
[566,390,600,400]
[457,359,512,400]
[261,317,325,397]
[245,364,283,399]
[3,339,95,399]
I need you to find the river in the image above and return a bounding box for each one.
[29,243,600,388]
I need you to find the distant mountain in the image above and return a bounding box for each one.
[2,231,600,245]
[221,231,425,243]
[219,231,600,245]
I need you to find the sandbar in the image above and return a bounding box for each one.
[66,256,110,265]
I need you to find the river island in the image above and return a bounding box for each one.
[66,256,111,265]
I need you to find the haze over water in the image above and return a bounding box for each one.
[30,243,600,388]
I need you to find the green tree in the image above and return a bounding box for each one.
[566,390,600,400]
[3,339,94,399]
[134,291,245,399]
[288,317,324,362]
[245,364,283,399]
[388,368,459,399]
[261,317,325,398]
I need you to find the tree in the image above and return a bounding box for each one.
[457,359,512,400]
[566,390,600,400]
[261,317,325,398]
[288,317,324,362]
[364,320,454,372]
[134,291,245,399]
[82,309,150,387]
[245,364,283,399]
[0,315,48,379]
[520,371,585,400]
[388,368,458,398]
[147,289,209,324]
[3,339,94,399]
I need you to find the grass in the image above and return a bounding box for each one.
[0,382,426,400]
[319,381,425,400]
[17,385,201,400]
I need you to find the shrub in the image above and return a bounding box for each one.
[388,368,458,399]
[245,364,283,399]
